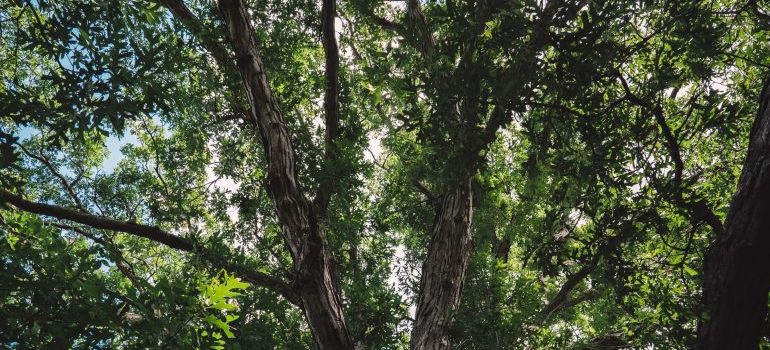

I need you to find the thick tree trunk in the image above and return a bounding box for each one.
[296,229,353,350]
[696,78,770,349]
[218,1,353,349]
[410,177,473,350]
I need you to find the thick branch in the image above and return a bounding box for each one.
[321,0,340,144]
[406,0,435,59]
[559,288,600,310]
[149,0,237,77]
[218,0,310,257]
[149,0,248,120]
[363,9,399,31]
[539,260,598,322]
[0,188,192,250]
[218,1,354,347]
[313,0,343,219]
[0,188,299,304]
[458,1,568,174]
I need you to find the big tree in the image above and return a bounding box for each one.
[1,0,769,349]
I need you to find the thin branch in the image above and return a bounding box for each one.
[538,210,653,324]
[17,143,86,212]
[367,149,437,203]
[53,221,148,293]
[616,72,724,234]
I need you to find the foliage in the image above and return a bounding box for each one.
[1,0,770,348]
[198,271,250,348]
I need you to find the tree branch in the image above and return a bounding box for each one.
[539,259,598,323]
[406,0,436,59]
[0,188,192,250]
[0,188,300,304]
[218,0,310,258]
[148,0,249,121]
[617,72,724,234]
[219,6,357,348]
[538,209,652,324]
[17,143,86,212]
[149,0,237,77]
[52,222,148,293]
[367,151,437,203]
[313,0,344,219]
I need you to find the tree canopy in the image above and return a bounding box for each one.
[1,0,770,349]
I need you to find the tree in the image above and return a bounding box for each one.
[1,0,770,349]
[696,76,770,349]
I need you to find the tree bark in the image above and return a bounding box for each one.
[217,1,353,349]
[404,1,559,344]
[696,77,770,349]
[410,177,473,350]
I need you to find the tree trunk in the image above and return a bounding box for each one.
[696,77,770,349]
[296,227,354,350]
[410,177,473,350]
[218,1,353,349]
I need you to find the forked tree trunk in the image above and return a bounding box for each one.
[411,177,473,350]
[218,1,353,349]
[696,77,770,349]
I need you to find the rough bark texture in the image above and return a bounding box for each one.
[217,1,353,349]
[404,2,561,346]
[410,177,473,350]
[696,77,770,350]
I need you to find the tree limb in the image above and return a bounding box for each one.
[406,0,436,59]
[313,0,344,219]
[539,209,653,324]
[539,259,598,323]
[149,0,237,77]
[0,188,192,250]
[0,188,299,304]
[217,1,354,347]
[148,0,248,120]
[53,222,149,293]
[617,72,724,234]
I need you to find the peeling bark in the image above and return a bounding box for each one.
[696,77,770,349]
